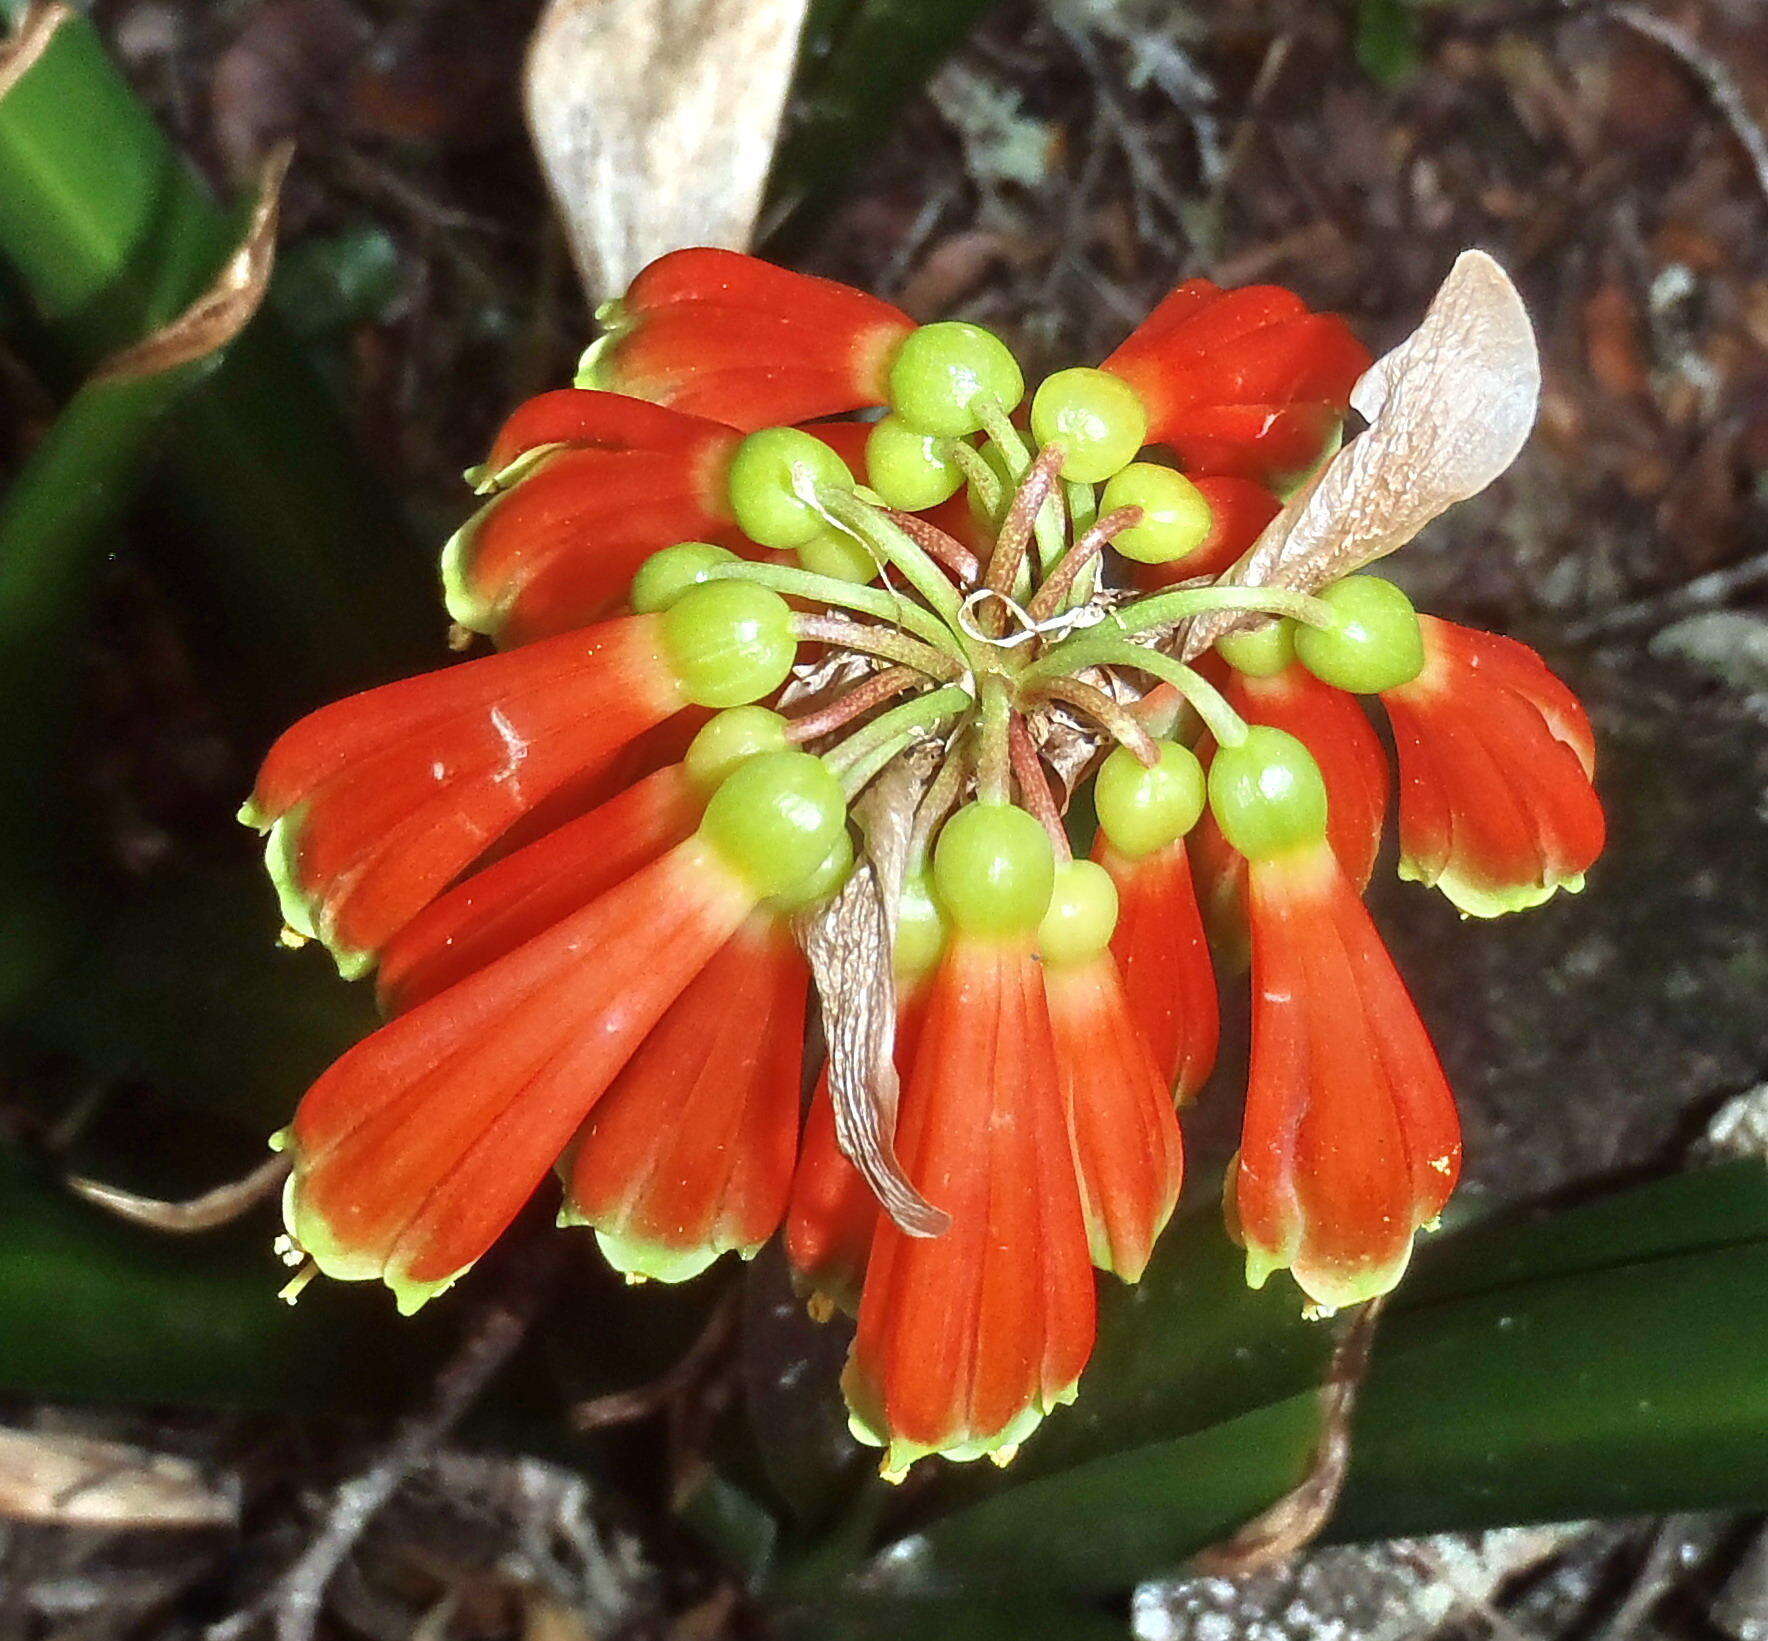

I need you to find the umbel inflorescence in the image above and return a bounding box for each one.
[244,247,1604,1476]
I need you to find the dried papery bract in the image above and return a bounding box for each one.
[1184,250,1540,657]
[524,0,808,301]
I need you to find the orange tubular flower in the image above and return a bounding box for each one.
[1380,616,1604,918]
[1043,941,1183,1282]
[1232,837,1461,1310]
[281,835,761,1313]
[445,390,751,647]
[580,247,915,431]
[844,932,1095,1474]
[1094,838,1218,1101]
[1103,280,1371,484]
[560,913,810,1283]
[241,614,692,976]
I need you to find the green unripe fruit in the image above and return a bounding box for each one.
[797,526,878,584]
[727,427,854,550]
[768,827,854,912]
[893,869,948,978]
[700,750,847,898]
[866,416,964,510]
[1094,740,1207,860]
[661,581,797,708]
[1029,368,1148,484]
[684,706,789,791]
[630,541,737,613]
[1293,575,1426,694]
[887,321,1025,438]
[1038,859,1119,967]
[1207,726,1329,861]
[1099,462,1213,564]
[1217,619,1296,678]
[932,801,1055,937]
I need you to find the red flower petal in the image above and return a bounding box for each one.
[584,248,914,431]
[1104,285,1370,484]
[244,615,685,974]
[448,391,748,646]
[284,836,756,1311]
[561,913,809,1282]
[1381,617,1604,917]
[844,937,1095,1472]
[1094,838,1219,1101]
[1232,841,1460,1311]
[378,762,705,1014]
[1044,954,1183,1281]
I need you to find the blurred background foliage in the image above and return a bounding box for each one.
[1,0,1766,1636]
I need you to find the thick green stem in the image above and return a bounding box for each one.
[821,685,970,793]
[1103,584,1337,642]
[976,675,1013,805]
[705,559,964,661]
[818,489,971,638]
[793,614,963,681]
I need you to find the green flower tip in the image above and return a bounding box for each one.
[1401,858,1585,920]
[440,496,507,641]
[589,1226,735,1286]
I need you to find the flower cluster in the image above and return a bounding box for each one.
[245,247,1603,1477]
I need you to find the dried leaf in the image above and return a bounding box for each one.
[0,1428,235,1527]
[0,2,69,99]
[94,144,291,384]
[1183,250,1540,657]
[798,751,949,1238]
[524,0,809,303]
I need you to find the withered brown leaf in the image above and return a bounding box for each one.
[524,0,809,303]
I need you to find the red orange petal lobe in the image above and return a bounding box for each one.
[1043,954,1183,1282]
[1232,840,1461,1312]
[1103,284,1371,484]
[843,937,1096,1475]
[561,913,810,1283]
[1381,616,1604,918]
[582,248,915,432]
[282,836,757,1313]
[377,762,704,1014]
[449,394,747,646]
[1094,838,1219,1102]
[242,615,685,976]
[784,981,930,1318]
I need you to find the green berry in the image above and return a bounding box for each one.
[727,427,854,550]
[866,416,964,510]
[931,801,1054,937]
[1217,619,1296,678]
[1207,726,1329,861]
[1293,575,1425,694]
[1038,859,1119,967]
[797,526,878,584]
[1029,368,1148,484]
[1093,740,1206,860]
[894,869,948,977]
[630,541,737,614]
[684,706,788,791]
[768,827,854,912]
[887,321,1024,438]
[1100,462,1213,565]
[700,750,847,898]
[660,581,797,708]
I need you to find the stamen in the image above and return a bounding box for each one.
[278,1259,319,1305]
[1025,505,1144,625]
[792,613,964,681]
[786,667,923,745]
[1008,718,1070,860]
[984,443,1065,607]
[879,508,980,583]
